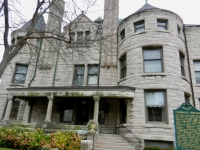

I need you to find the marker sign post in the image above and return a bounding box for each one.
[174,103,200,150]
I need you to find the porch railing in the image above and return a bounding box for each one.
[92,124,99,149]
[119,124,141,150]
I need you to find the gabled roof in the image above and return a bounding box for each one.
[135,3,158,13]
[21,15,46,32]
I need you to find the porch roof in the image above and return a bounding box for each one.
[7,86,135,98]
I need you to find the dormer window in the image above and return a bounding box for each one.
[70,32,75,43]
[134,20,145,33]
[77,32,83,43]
[157,19,168,30]
[85,31,90,42]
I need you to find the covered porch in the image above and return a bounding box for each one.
[2,86,135,134]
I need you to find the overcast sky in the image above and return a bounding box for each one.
[0,0,200,61]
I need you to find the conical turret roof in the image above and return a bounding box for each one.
[21,15,46,32]
[135,3,158,13]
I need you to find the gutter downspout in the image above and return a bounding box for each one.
[28,39,42,87]
[183,25,196,107]
[97,35,102,87]
[52,40,61,87]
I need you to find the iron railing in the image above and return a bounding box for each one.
[119,124,141,150]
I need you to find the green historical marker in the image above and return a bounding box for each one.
[174,103,200,150]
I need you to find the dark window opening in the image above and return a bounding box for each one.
[10,98,20,119]
[135,20,145,33]
[120,29,125,40]
[157,19,168,30]
[120,54,126,79]
[179,52,185,76]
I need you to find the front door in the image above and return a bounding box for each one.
[76,98,91,125]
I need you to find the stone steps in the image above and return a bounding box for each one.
[94,134,134,150]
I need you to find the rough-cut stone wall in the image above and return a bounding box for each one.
[118,9,190,148]
[185,26,200,108]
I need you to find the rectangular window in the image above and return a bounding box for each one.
[179,52,185,76]
[77,32,83,43]
[143,47,163,73]
[10,99,20,119]
[157,19,168,30]
[73,65,85,85]
[134,20,145,33]
[70,32,75,43]
[87,65,99,85]
[13,64,28,84]
[184,94,190,103]
[177,25,181,35]
[145,90,166,122]
[193,61,200,83]
[120,54,126,79]
[120,29,125,40]
[85,31,90,42]
[199,99,200,108]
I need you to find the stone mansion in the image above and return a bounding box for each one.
[0,0,200,149]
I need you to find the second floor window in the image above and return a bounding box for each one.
[77,32,83,43]
[179,52,185,76]
[13,64,28,84]
[134,20,145,33]
[157,19,168,30]
[88,65,99,85]
[193,61,200,83]
[120,54,126,79]
[73,65,85,85]
[143,47,163,73]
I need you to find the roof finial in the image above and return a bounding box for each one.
[146,0,148,4]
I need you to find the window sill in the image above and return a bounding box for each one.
[143,123,172,129]
[195,84,200,87]
[133,31,146,35]
[9,83,25,87]
[142,73,167,76]
[117,77,127,84]
[156,29,170,33]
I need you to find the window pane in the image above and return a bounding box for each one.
[74,75,84,85]
[144,50,161,59]
[146,92,165,107]
[13,74,26,84]
[157,22,166,26]
[136,27,145,33]
[63,110,73,122]
[144,60,162,72]
[136,23,144,28]
[75,66,84,74]
[88,75,98,84]
[148,107,163,121]
[195,72,200,83]
[16,65,27,74]
[158,26,167,30]
[89,66,98,74]
[194,61,200,71]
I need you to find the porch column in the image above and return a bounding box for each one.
[22,101,31,123]
[3,96,13,120]
[45,95,54,122]
[93,96,100,123]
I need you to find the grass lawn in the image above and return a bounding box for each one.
[0,148,18,150]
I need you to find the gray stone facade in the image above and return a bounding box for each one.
[0,1,200,149]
